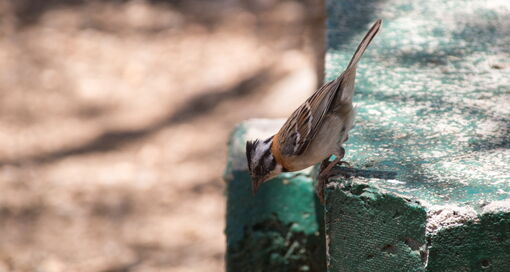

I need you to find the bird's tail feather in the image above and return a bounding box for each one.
[346,19,382,70]
[334,19,381,104]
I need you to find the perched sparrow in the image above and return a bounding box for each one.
[246,19,382,202]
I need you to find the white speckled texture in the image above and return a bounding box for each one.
[425,204,479,235]
[325,0,510,270]
[327,0,510,205]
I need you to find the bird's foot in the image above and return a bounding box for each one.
[316,159,353,204]
[334,160,352,168]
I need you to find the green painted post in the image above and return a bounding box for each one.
[325,0,510,271]
[224,119,326,272]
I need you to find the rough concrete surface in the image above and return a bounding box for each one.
[325,180,427,272]
[325,0,510,271]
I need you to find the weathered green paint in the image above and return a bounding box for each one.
[325,178,510,272]
[325,0,510,270]
[325,179,427,272]
[327,0,510,205]
[427,211,510,272]
[225,120,326,272]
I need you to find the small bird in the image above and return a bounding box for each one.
[246,19,382,202]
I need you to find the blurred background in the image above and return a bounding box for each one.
[0,0,325,271]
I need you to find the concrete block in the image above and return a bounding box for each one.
[325,180,510,272]
[325,0,510,271]
[224,119,326,272]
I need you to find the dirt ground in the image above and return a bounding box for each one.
[0,0,324,271]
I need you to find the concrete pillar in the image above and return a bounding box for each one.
[224,119,326,272]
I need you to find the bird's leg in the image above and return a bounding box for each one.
[316,158,330,204]
[316,147,352,203]
[319,147,351,177]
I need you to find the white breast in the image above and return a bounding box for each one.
[288,109,355,170]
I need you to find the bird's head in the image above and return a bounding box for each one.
[245,136,282,194]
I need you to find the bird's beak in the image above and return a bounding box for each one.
[251,177,262,195]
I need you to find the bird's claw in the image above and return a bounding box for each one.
[316,160,352,204]
[335,160,352,168]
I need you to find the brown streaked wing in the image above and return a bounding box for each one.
[276,19,381,157]
[277,77,343,156]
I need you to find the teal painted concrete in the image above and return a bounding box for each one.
[426,211,510,271]
[324,177,510,272]
[326,0,510,205]
[325,180,427,272]
[225,120,326,272]
[325,0,510,271]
